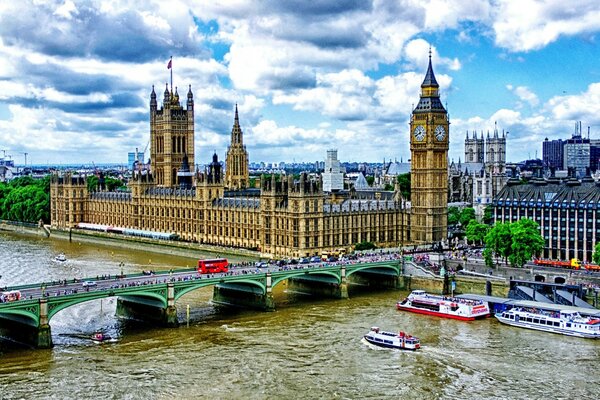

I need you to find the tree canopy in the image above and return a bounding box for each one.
[396,173,410,200]
[465,220,489,245]
[355,241,377,251]
[483,219,544,268]
[593,243,600,265]
[0,176,50,224]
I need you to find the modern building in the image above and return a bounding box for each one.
[322,149,344,192]
[492,170,600,262]
[543,122,600,177]
[51,57,449,256]
[128,151,145,171]
[543,138,564,171]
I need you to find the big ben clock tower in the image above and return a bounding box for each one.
[409,51,449,244]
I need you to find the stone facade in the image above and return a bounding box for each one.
[409,54,449,243]
[50,62,448,257]
[224,105,249,190]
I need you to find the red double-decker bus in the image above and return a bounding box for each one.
[198,258,229,274]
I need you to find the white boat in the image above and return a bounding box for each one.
[495,307,600,339]
[396,290,490,321]
[363,327,420,351]
[55,253,67,262]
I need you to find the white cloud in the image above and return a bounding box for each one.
[404,39,462,71]
[492,0,600,52]
[54,0,78,20]
[507,85,539,107]
[547,82,600,124]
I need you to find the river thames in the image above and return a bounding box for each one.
[0,232,598,399]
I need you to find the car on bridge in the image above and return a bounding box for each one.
[82,281,97,287]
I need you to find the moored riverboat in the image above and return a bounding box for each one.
[363,327,420,350]
[495,307,600,339]
[396,290,490,320]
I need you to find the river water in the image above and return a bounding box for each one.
[0,232,599,399]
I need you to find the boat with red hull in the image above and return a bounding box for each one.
[396,290,490,321]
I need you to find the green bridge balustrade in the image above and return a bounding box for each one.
[0,260,402,348]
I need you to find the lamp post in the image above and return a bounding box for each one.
[119,262,124,278]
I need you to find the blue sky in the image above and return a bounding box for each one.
[1,0,600,166]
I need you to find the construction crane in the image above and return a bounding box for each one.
[141,139,150,164]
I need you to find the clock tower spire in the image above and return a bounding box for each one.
[409,51,449,244]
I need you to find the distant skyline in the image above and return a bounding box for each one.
[1,1,600,166]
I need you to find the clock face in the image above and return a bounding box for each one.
[413,125,426,141]
[435,125,446,141]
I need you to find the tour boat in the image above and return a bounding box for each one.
[495,307,600,339]
[396,290,490,321]
[54,253,67,262]
[363,327,420,350]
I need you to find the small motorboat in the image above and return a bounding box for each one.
[54,253,67,262]
[363,327,420,351]
[90,332,117,343]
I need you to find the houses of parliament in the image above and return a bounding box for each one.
[50,58,449,258]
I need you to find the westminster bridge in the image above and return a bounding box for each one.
[0,259,403,348]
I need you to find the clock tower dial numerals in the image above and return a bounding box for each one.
[434,125,446,141]
[413,125,426,141]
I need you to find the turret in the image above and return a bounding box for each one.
[163,83,170,108]
[150,85,157,112]
[187,85,193,111]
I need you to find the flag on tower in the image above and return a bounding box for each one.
[167,58,172,69]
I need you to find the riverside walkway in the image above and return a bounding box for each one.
[0,255,402,348]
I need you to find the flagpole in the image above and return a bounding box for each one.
[170,56,173,94]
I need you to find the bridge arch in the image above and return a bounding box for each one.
[346,263,401,278]
[0,303,40,327]
[47,290,169,322]
[271,270,341,289]
[174,279,266,301]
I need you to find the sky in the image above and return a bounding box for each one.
[1,0,600,167]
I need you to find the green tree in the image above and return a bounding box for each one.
[465,220,488,245]
[0,176,50,223]
[365,176,375,186]
[508,219,544,267]
[483,205,493,225]
[87,175,99,192]
[483,222,512,267]
[396,173,411,200]
[593,243,600,265]
[355,241,376,251]
[105,177,124,191]
[459,207,476,226]
[448,206,460,226]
